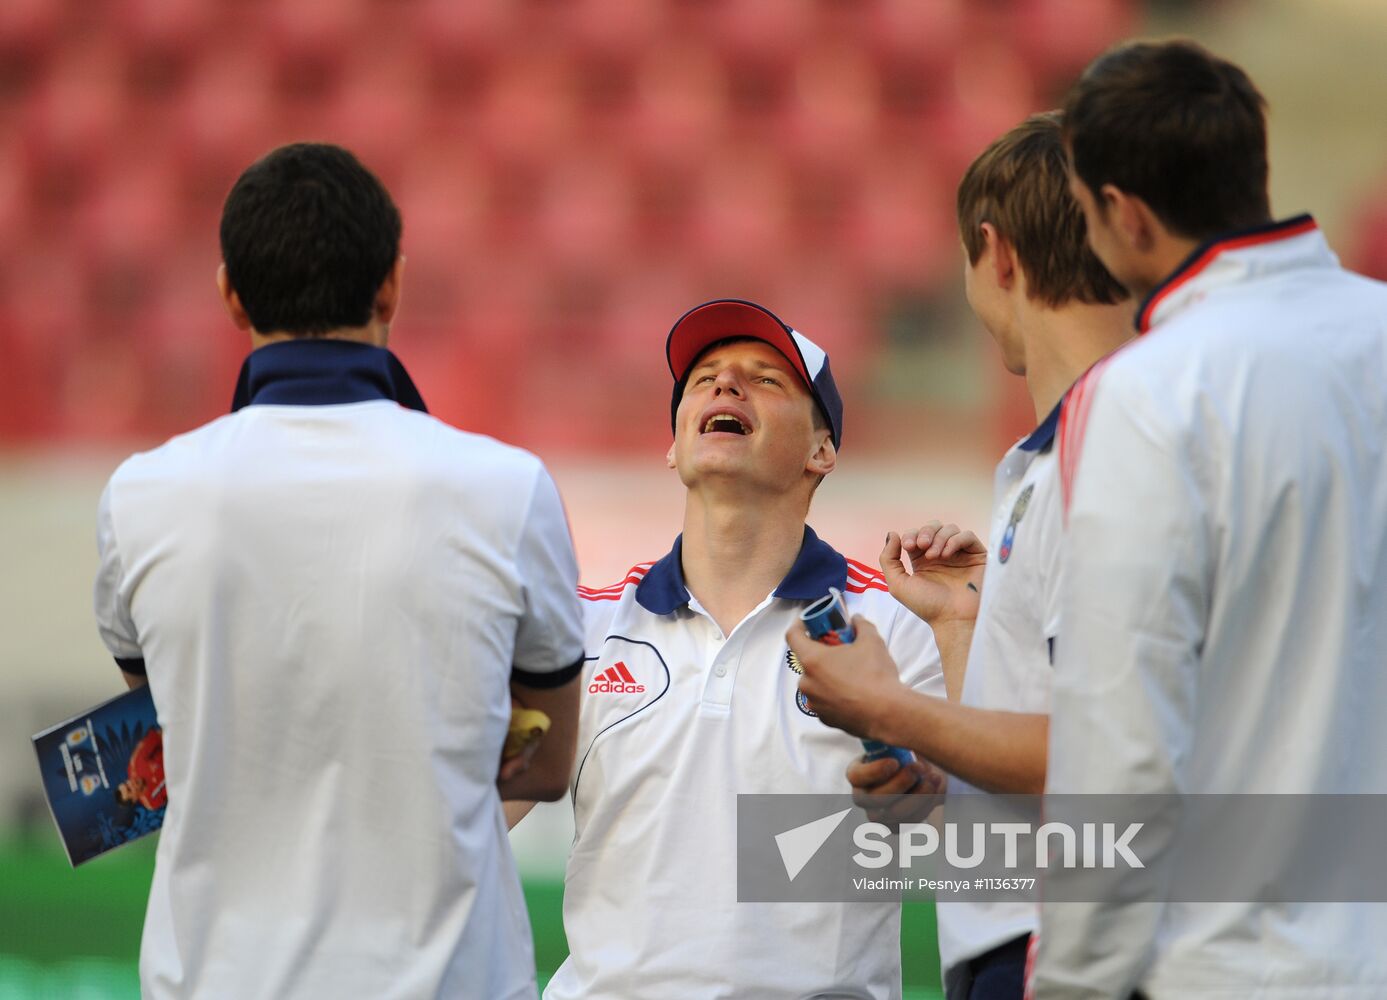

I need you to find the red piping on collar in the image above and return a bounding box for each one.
[1136,217,1319,334]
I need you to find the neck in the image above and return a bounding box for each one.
[680,486,809,635]
[1128,233,1202,302]
[1020,299,1136,422]
[250,323,388,351]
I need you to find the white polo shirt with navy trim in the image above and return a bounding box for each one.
[545,528,944,1000]
[93,339,584,1000]
[935,403,1062,993]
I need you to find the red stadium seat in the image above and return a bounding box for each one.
[1012,0,1136,80]
[712,0,812,64]
[324,42,431,179]
[261,0,371,77]
[844,153,953,289]
[393,147,487,333]
[113,0,219,63]
[779,42,881,169]
[133,244,243,435]
[56,333,150,440]
[533,157,637,273]
[603,264,701,353]
[0,154,29,257]
[395,146,491,257]
[925,42,1036,179]
[76,154,182,268]
[566,0,663,60]
[689,147,791,281]
[19,38,127,188]
[0,0,64,60]
[172,48,279,175]
[626,42,728,163]
[866,0,965,67]
[628,160,700,248]
[3,238,87,361]
[475,47,580,166]
[412,0,514,66]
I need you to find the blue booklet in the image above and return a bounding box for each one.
[32,685,165,866]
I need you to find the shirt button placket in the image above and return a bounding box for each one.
[705,632,734,707]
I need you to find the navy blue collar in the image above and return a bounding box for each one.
[635,525,848,615]
[1017,398,1061,453]
[230,339,428,413]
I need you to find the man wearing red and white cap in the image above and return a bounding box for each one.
[510,299,954,999]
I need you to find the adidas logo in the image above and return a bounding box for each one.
[589,661,646,694]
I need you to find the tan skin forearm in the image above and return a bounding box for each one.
[504,800,537,830]
[876,689,1048,795]
[926,619,975,703]
[497,675,580,803]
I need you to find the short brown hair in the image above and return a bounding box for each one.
[957,111,1126,308]
[1062,39,1270,241]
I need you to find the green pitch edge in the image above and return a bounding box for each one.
[0,835,941,995]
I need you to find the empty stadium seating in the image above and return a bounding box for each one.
[0,0,1138,449]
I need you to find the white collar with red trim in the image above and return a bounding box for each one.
[1136,214,1335,334]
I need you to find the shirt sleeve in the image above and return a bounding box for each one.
[883,600,947,700]
[1032,367,1211,999]
[94,480,144,668]
[510,465,585,687]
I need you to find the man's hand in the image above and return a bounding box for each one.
[497,733,541,783]
[881,521,987,626]
[848,754,947,826]
[497,676,579,802]
[787,616,905,741]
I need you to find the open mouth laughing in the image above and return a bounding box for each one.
[700,409,752,435]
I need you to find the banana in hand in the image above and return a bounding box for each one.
[503,707,551,760]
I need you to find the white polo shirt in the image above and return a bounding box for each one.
[936,405,1062,991]
[93,339,584,1000]
[546,528,945,1000]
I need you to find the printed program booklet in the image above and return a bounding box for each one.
[32,685,165,866]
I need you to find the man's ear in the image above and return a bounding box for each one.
[216,264,253,332]
[981,222,1016,290]
[375,254,406,325]
[806,432,837,479]
[1102,185,1158,253]
[665,442,677,470]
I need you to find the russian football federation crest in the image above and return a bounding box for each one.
[785,649,818,717]
[998,482,1034,564]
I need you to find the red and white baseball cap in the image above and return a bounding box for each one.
[665,298,844,448]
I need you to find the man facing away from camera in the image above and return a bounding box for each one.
[509,298,955,999]
[1036,40,1387,998]
[93,142,584,999]
[784,112,1132,1000]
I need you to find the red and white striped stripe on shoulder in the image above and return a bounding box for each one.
[844,558,889,594]
[1057,354,1118,520]
[576,562,655,602]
